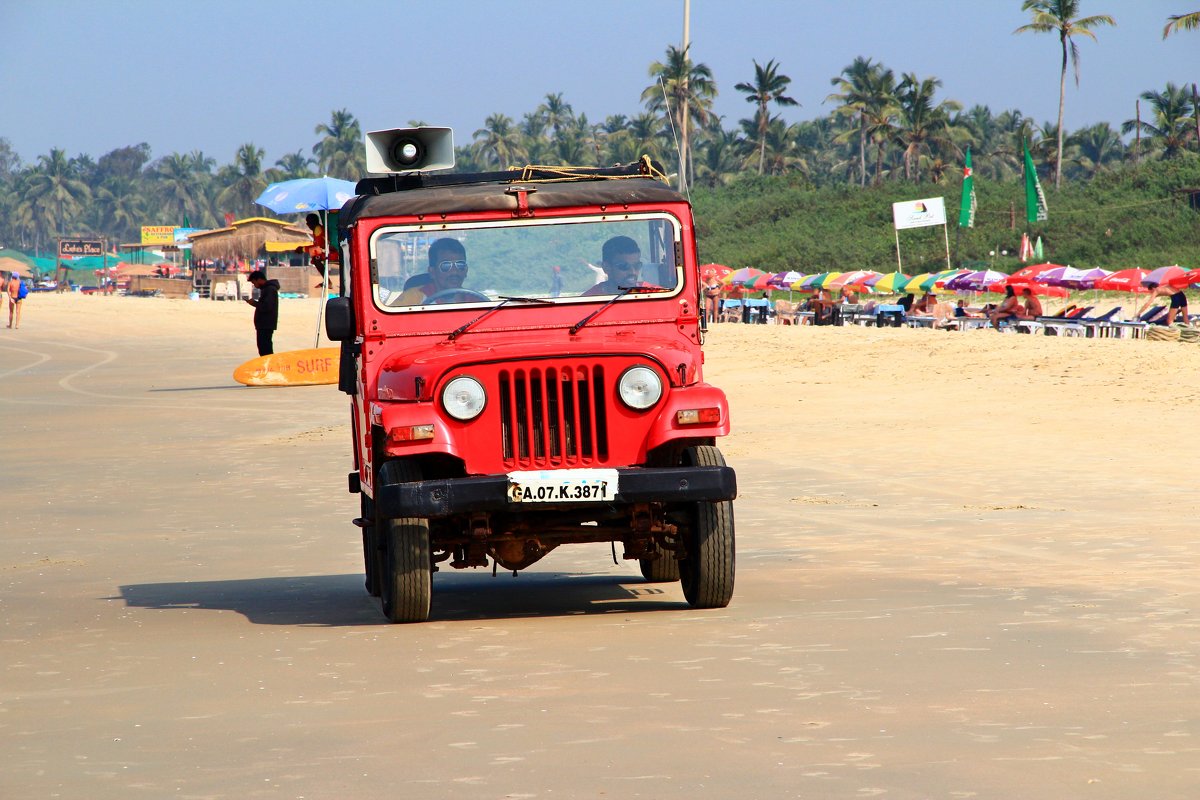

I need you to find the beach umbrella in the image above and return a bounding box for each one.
[254,176,357,214]
[1142,265,1189,288]
[791,272,830,291]
[701,263,734,280]
[900,272,937,294]
[873,271,911,293]
[745,273,774,291]
[1184,268,1200,287]
[944,269,1006,292]
[985,280,1069,298]
[767,270,803,290]
[724,267,767,285]
[1095,268,1149,292]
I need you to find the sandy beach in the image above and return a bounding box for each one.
[2,293,1199,799]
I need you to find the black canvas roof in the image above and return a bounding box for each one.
[339,161,684,225]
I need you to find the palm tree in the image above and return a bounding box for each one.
[472,113,525,169]
[1014,0,1116,189]
[642,45,717,191]
[734,59,799,175]
[313,109,365,179]
[272,151,315,180]
[1121,82,1197,159]
[827,57,893,187]
[25,148,92,236]
[536,93,574,139]
[215,143,267,219]
[895,73,961,182]
[1163,11,1200,36]
[1067,122,1125,177]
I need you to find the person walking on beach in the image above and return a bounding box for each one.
[244,270,280,355]
[6,270,25,329]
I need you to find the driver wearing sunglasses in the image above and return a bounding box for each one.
[396,237,473,305]
[582,235,655,296]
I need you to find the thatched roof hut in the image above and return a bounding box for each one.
[188,217,312,261]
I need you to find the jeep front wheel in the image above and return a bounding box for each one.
[378,459,432,623]
[679,446,735,608]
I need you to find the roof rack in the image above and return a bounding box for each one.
[354,156,669,197]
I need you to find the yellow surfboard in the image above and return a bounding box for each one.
[233,347,340,387]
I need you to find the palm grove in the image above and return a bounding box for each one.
[1,3,1196,271]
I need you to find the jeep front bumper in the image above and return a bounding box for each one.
[376,463,737,519]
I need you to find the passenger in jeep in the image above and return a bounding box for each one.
[582,236,656,296]
[395,238,474,305]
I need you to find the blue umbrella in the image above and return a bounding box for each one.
[254,176,357,214]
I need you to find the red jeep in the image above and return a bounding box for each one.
[325,129,736,622]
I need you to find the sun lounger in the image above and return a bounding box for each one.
[1103,306,1168,339]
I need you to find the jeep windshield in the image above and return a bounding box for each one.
[369,214,682,312]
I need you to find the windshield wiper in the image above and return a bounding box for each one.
[448,295,553,341]
[570,285,670,335]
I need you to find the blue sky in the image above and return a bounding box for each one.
[1,0,1194,167]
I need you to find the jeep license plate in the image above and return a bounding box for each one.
[507,469,619,503]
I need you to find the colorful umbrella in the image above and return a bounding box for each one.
[944,269,1006,292]
[768,270,803,289]
[745,273,774,291]
[1095,268,1149,293]
[1142,265,1189,288]
[872,271,911,293]
[725,267,768,285]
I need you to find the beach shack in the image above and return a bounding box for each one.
[188,217,317,297]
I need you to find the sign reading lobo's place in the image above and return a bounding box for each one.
[58,238,104,257]
[892,197,946,230]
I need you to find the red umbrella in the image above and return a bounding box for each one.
[1012,262,1064,284]
[986,281,1069,298]
[1095,268,1149,293]
[701,263,734,280]
[745,274,774,291]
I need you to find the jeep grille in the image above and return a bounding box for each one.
[499,365,609,468]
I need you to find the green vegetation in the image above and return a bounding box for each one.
[691,158,1200,274]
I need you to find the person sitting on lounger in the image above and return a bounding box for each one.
[911,292,937,315]
[1017,287,1043,319]
[989,286,1021,330]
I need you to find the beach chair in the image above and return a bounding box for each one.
[1105,305,1168,339]
[1075,306,1123,338]
[718,299,743,324]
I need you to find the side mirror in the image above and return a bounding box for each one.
[325,296,354,342]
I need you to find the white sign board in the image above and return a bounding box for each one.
[892,197,947,230]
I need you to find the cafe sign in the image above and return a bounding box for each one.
[58,238,105,257]
[141,225,177,245]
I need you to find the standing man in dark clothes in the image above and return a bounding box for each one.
[245,270,280,355]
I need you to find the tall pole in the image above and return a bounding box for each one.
[679,0,690,194]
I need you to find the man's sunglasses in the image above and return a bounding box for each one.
[435,259,468,273]
[609,260,642,271]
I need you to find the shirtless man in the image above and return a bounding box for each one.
[1017,287,1043,319]
[1138,282,1189,325]
[6,270,23,329]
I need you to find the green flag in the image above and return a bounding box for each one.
[958,147,976,228]
[1024,141,1048,223]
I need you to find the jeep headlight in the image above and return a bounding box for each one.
[442,376,486,420]
[618,366,662,410]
